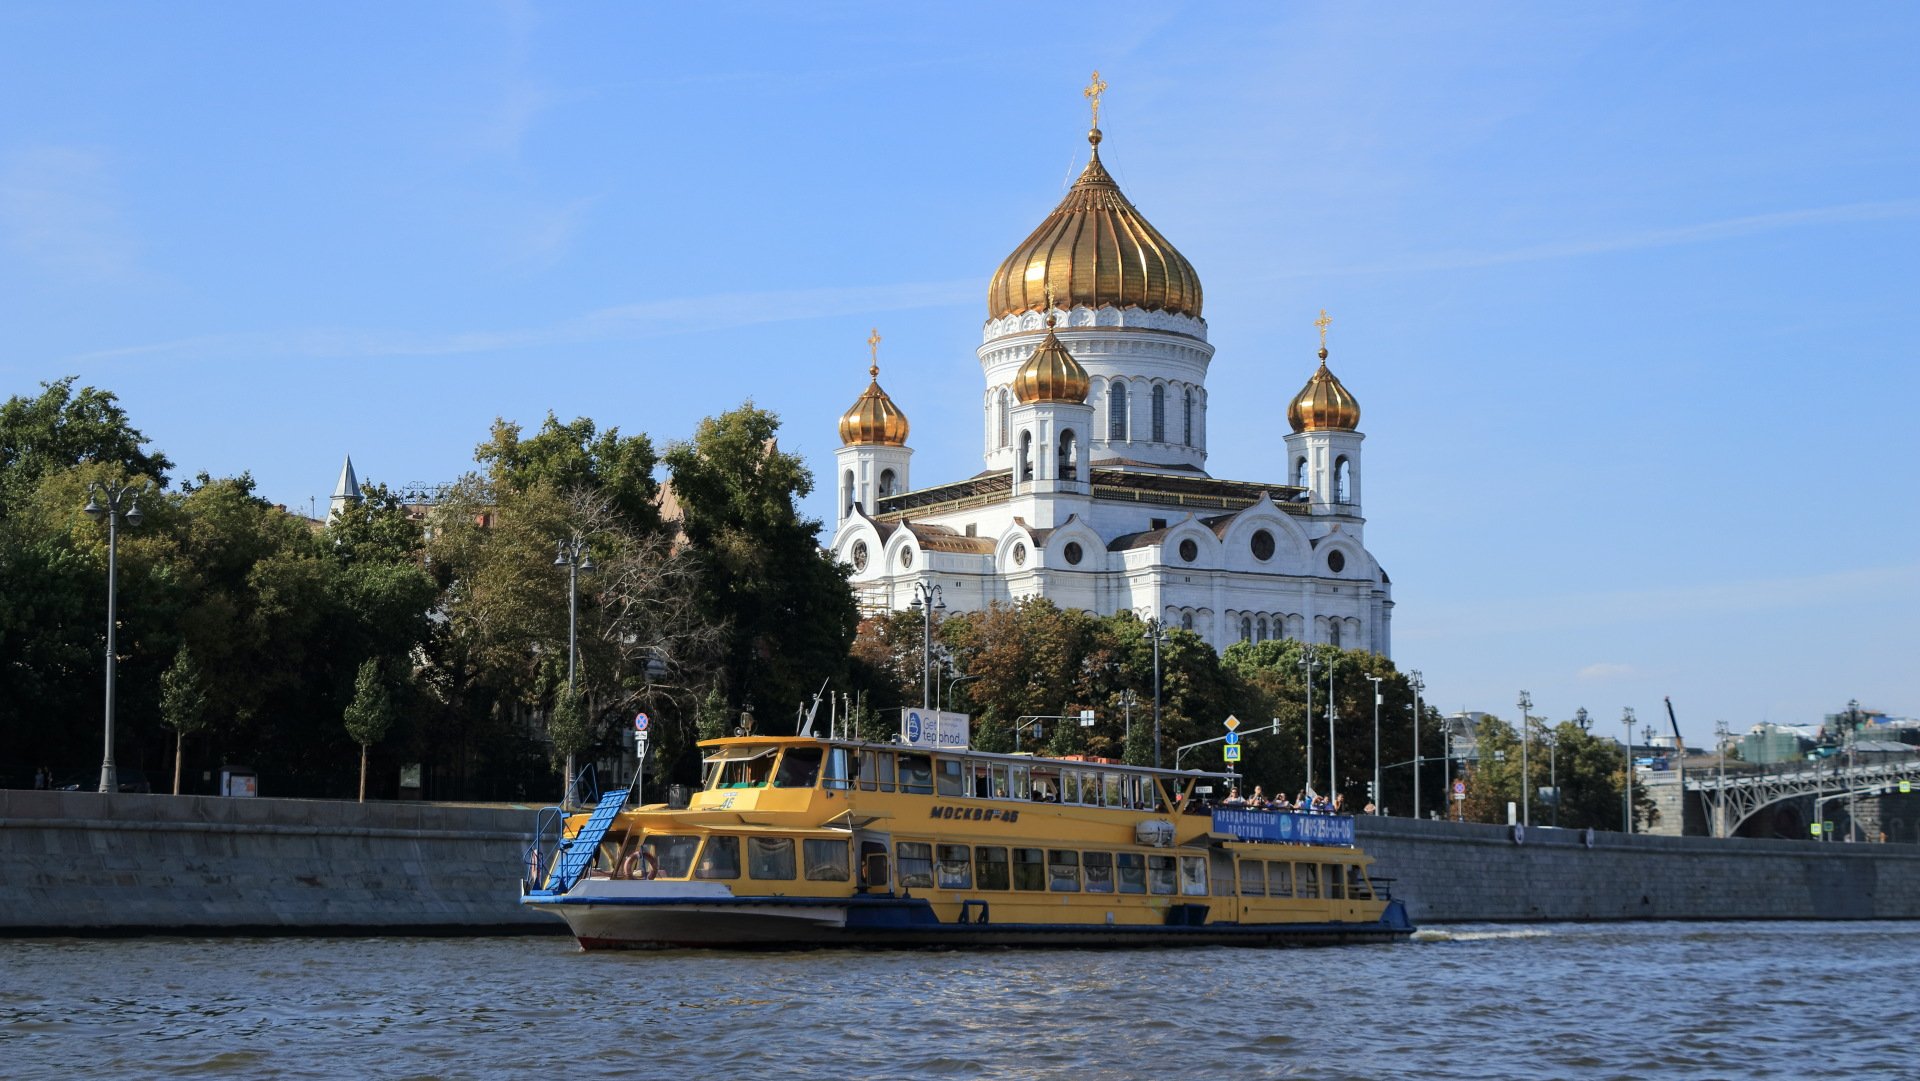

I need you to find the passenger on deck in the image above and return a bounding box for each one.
[1249,785,1268,809]
[1221,787,1246,808]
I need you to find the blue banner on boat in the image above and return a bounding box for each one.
[1212,809,1355,847]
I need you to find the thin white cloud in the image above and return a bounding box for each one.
[67,277,980,366]
[1577,662,1634,681]
[0,146,138,279]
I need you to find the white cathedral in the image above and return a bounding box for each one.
[826,109,1392,659]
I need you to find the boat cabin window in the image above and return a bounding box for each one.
[1210,851,1236,896]
[1048,850,1081,892]
[706,749,775,789]
[804,839,850,881]
[1181,855,1209,896]
[899,753,934,794]
[936,757,966,796]
[936,844,972,889]
[748,837,796,880]
[1084,851,1114,894]
[1268,861,1293,898]
[975,846,1009,890]
[694,836,740,880]
[1298,863,1320,899]
[1060,771,1082,805]
[1030,769,1058,802]
[1240,860,1266,897]
[1012,847,1045,891]
[1346,865,1372,899]
[824,746,854,790]
[990,763,1010,799]
[1325,863,1346,900]
[859,749,896,792]
[642,835,700,879]
[1103,773,1122,808]
[896,842,934,888]
[1011,764,1031,800]
[1148,854,1178,895]
[1116,852,1147,894]
[774,747,822,788]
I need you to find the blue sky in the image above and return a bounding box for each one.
[4,2,1915,744]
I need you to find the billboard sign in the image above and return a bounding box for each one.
[901,708,971,749]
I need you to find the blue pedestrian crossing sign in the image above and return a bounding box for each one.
[1224,744,1242,762]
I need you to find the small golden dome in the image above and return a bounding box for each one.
[1287,348,1361,432]
[839,360,910,446]
[986,130,1203,322]
[1012,319,1091,404]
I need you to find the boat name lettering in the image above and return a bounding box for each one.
[929,805,1020,823]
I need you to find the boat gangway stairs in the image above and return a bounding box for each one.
[534,791,629,894]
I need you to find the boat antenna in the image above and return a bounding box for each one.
[797,678,830,738]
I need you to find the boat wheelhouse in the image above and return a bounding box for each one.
[520,735,1413,949]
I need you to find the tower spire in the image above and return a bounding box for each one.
[1084,70,1108,153]
[867,326,882,379]
[1315,308,1333,360]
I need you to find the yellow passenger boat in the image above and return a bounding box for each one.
[520,735,1414,948]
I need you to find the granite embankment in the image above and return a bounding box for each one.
[5,789,1919,932]
[1354,815,1920,923]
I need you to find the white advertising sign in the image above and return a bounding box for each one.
[901,708,971,749]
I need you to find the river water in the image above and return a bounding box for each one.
[2,921,1912,1080]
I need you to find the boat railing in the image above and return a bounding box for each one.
[523,805,568,892]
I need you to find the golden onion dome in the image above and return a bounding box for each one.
[838,360,910,446]
[986,128,1203,322]
[1012,317,1091,404]
[1287,347,1361,432]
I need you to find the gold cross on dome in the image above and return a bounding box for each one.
[1315,308,1333,350]
[867,327,881,376]
[1084,70,1108,128]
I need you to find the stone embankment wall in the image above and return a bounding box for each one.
[0,790,549,933]
[1355,815,1920,923]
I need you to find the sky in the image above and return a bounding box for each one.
[3,2,1915,746]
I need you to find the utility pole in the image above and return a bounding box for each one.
[1517,690,1533,827]
[1714,719,1731,839]
[1299,652,1317,796]
[1365,674,1384,814]
[1410,670,1424,820]
[1622,706,1636,835]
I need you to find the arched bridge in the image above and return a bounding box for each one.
[1685,757,1920,835]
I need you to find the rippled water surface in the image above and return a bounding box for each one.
[3,921,1914,1079]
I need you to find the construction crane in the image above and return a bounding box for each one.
[1665,696,1687,834]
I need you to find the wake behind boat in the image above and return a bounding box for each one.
[521,733,1413,949]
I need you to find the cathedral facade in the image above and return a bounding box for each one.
[827,109,1391,659]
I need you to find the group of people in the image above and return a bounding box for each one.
[1218,785,1344,814]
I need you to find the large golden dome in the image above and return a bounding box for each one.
[838,360,910,446]
[986,129,1203,322]
[1287,347,1361,432]
[1012,318,1091,403]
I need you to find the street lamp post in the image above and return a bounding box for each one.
[908,583,946,710]
[554,535,595,806]
[1622,707,1636,834]
[1298,651,1317,797]
[1146,619,1168,768]
[1547,727,1558,828]
[1326,655,1337,804]
[1714,718,1731,839]
[1365,674,1384,814]
[1410,670,1424,820]
[1517,690,1533,827]
[1845,699,1860,842]
[84,481,146,794]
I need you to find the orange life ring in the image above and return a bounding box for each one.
[620,848,658,881]
[526,848,543,885]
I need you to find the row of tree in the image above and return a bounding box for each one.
[2,377,1649,827]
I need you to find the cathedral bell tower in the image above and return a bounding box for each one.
[1283,310,1364,518]
[1007,305,1094,524]
[834,329,912,522]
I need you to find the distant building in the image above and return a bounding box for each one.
[1738,723,1809,765]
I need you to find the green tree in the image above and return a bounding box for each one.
[548,682,590,805]
[158,645,211,795]
[0,377,172,519]
[343,658,395,803]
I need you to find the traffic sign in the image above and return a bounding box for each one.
[1224,715,1241,732]
[1224,744,1242,762]
[1903,780,1913,794]
[634,712,650,733]
[1452,781,1466,795]
[1225,731,1239,746]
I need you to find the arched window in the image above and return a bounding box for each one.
[1018,430,1033,481]
[1151,385,1166,442]
[843,469,856,515]
[1335,456,1351,503]
[1240,616,1252,642]
[997,388,1009,449]
[878,469,896,498]
[1294,457,1308,489]
[1180,610,1194,632]
[1329,619,1342,647]
[1058,429,1078,480]
[1109,382,1129,441]
[1256,615,1268,641]
[1183,387,1194,446]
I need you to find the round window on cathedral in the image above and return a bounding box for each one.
[1251,529,1275,562]
[1063,541,1084,566]
[851,541,869,572]
[1327,549,1346,574]
[1178,538,1199,563]
[900,547,914,569]
[1012,542,1027,567]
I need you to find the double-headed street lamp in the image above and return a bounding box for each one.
[1298,651,1317,796]
[1517,690,1533,827]
[84,481,146,794]
[1365,673,1384,814]
[908,582,945,710]
[1410,670,1425,820]
[554,535,595,804]
[1145,619,1169,768]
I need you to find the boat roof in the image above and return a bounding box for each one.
[695,734,1236,783]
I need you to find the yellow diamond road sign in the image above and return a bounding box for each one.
[1224,715,1241,731]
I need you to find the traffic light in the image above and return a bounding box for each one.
[1365,781,1377,803]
